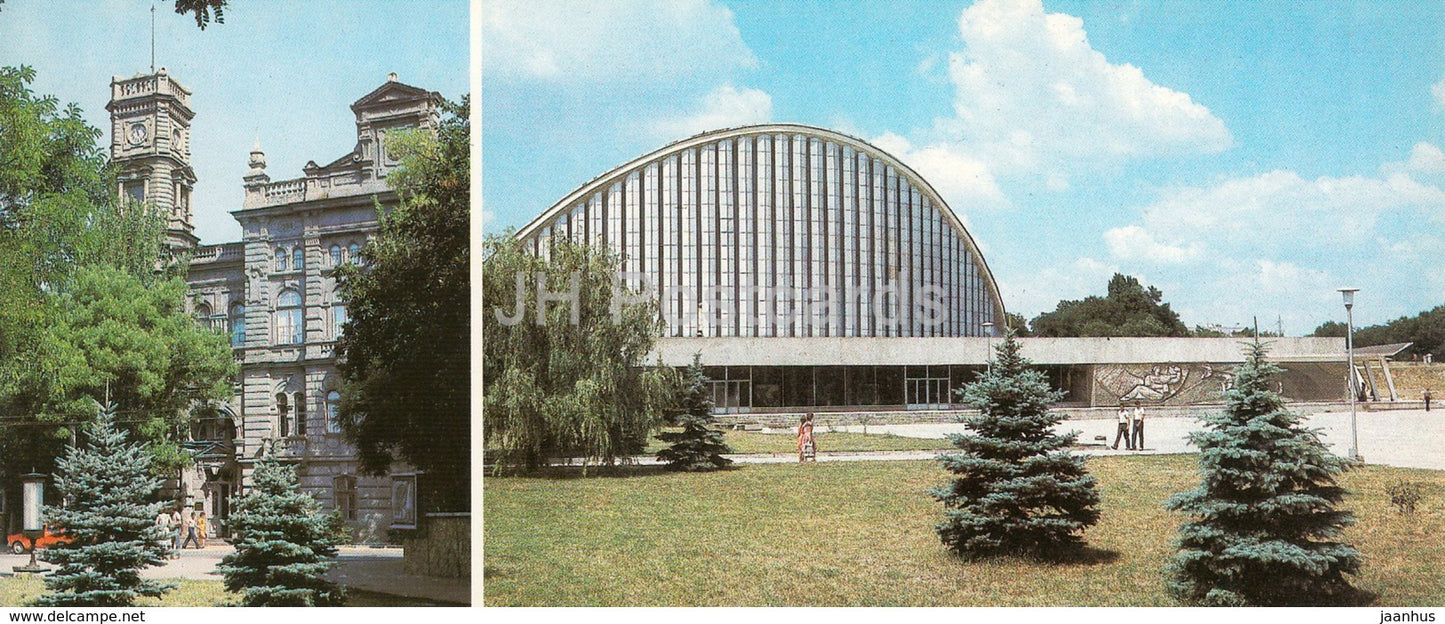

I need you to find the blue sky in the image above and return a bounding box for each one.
[482,0,1445,333]
[0,0,468,244]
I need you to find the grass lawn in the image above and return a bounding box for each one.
[483,454,1445,606]
[646,429,953,455]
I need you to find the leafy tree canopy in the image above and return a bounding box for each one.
[1311,304,1445,360]
[0,1,227,29]
[0,65,235,485]
[483,234,675,473]
[335,98,469,510]
[1030,273,1189,338]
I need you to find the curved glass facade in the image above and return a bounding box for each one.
[518,124,1005,338]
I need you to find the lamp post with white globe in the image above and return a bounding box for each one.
[1339,287,1361,461]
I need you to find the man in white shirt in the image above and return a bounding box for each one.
[1112,405,1132,450]
[1131,405,1146,450]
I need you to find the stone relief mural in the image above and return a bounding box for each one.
[1094,363,1239,406]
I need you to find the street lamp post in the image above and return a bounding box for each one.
[1339,287,1360,462]
[14,472,47,574]
[982,321,995,373]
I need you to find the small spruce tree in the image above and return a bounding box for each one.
[217,451,345,606]
[1166,342,1362,606]
[38,402,175,607]
[656,355,733,472]
[933,332,1100,558]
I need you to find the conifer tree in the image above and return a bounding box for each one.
[37,402,174,607]
[656,355,733,472]
[933,333,1100,558]
[1166,342,1362,606]
[217,452,345,606]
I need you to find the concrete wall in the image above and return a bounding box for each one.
[402,513,469,578]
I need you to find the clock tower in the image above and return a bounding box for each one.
[107,67,199,251]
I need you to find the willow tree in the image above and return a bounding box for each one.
[483,233,673,472]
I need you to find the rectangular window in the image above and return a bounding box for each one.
[332,304,348,339]
[334,476,357,521]
[123,180,146,203]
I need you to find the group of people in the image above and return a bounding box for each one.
[154,507,209,555]
[1112,404,1147,451]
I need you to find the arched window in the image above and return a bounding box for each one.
[329,244,342,267]
[194,304,212,328]
[274,247,288,272]
[292,247,305,271]
[276,392,290,438]
[334,475,357,521]
[326,390,342,434]
[275,289,303,345]
[295,391,307,436]
[230,304,246,347]
[347,242,360,265]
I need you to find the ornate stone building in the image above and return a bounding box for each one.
[108,68,441,541]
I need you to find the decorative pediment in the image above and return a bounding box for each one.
[350,79,438,113]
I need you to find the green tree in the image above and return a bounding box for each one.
[37,402,175,607]
[656,355,733,472]
[933,333,1100,558]
[0,66,235,497]
[1312,304,1445,361]
[2,265,235,479]
[1003,312,1031,336]
[334,98,469,510]
[1166,342,1363,606]
[1030,273,1189,337]
[483,234,674,473]
[0,1,228,29]
[217,452,345,606]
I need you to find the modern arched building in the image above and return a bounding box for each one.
[515,124,1350,417]
[516,124,1005,340]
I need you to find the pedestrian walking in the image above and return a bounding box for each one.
[170,508,184,554]
[154,508,172,552]
[197,512,208,549]
[1112,405,1133,450]
[797,413,816,463]
[181,511,199,549]
[1131,405,1146,450]
[1425,388,1433,412]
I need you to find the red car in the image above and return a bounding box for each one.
[8,527,69,554]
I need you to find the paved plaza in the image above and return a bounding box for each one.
[827,407,1445,470]
[0,545,469,606]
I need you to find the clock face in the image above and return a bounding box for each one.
[127,122,148,146]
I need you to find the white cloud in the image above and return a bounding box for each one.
[1103,225,1200,263]
[1433,76,1445,107]
[1100,152,1445,330]
[879,0,1230,210]
[871,132,1007,209]
[998,256,1117,318]
[482,0,756,83]
[649,85,773,140]
[1380,141,1445,177]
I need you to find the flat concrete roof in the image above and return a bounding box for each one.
[652,336,1345,367]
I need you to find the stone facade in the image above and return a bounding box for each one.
[108,69,442,542]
